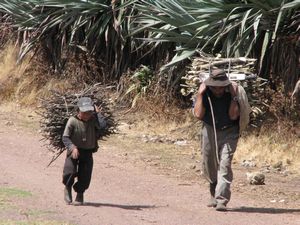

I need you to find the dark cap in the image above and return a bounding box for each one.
[77,97,94,112]
[204,69,231,87]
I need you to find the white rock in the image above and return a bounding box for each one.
[246,172,265,185]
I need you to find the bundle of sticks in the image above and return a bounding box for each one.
[181,57,257,97]
[38,83,118,166]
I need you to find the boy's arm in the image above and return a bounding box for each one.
[96,112,107,130]
[93,105,107,139]
[62,118,79,158]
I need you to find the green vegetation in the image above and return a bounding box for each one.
[132,0,299,88]
[0,187,31,211]
[0,187,71,225]
[0,220,71,225]
[0,187,32,200]
[0,0,298,94]
[125,65,154,107]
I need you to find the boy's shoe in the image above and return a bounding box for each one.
[209,182,217,196]
[207,196,217,207]
[207,182,217,207]
[64,186,72,204]
[73,193,84,206]
[216,203,227,211]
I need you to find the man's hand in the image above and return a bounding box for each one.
[71,147,79,159]
[198,82,207,95]
[194,82,207,120]
[229,81,238,97]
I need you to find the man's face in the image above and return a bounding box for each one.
[208,86,226,97]
[79,111,94,121]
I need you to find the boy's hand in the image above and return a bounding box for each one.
[71,147,79,159]
[94,105,102,113]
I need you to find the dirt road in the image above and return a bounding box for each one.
[0,118,300,225]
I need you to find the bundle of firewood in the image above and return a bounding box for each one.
[181,57,257,97]
[181,56,271,128]
[38,83,118,165]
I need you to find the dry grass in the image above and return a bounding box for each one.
[0,44,18,79]
[0,44,72,105]
[0,102,40,131]
[118,108,300,175]
[236,131,300,172]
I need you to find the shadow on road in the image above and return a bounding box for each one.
[84,202,156,210]
[229,206,300,214]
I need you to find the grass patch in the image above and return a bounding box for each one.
[0,220,72,225]
[0,187,32,199]
[235,132,300,172]
[0,188,71,225]
[0,187,32,211]
[110,112,300,180]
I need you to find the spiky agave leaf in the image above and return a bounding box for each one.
[0,0,137,78]
[131,0,300,74]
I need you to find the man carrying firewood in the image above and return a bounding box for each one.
[193,69,242,211]
[62,96,107,205]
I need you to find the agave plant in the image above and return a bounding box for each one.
[131,0,300,79]
[124,65,153,107]
[0,0,138,79]
[1,0,298,92]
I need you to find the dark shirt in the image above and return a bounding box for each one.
[202,89,238,129]
[62,112,107,151]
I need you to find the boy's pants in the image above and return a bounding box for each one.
[62,149,93,193]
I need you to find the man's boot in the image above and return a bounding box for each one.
[207,181,217,207]
[64,186,72,204]
[216,202,227,211]
[73,192,84,206]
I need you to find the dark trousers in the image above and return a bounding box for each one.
[62,149,93,193]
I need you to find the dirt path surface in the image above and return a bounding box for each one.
[0,111,300,225]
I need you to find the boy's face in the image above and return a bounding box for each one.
[208,86,226,97]
[79,111,94,121]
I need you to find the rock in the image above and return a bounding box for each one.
[246,172,265,185]
[117,122,131,131]
[241,159,256,167]
[280,170,289,176]
[272,161,283,170]
[174,140,187,146]
[5,121,14,126]
[189,164,196,170]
